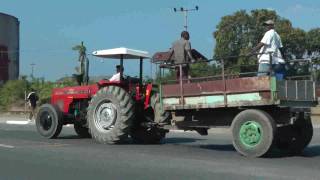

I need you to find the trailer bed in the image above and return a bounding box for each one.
[161,76,316,110]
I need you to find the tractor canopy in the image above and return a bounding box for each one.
[92,47,151,85]
[92,47,150,60]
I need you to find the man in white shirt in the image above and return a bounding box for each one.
[251,20,285,79]
[109,65,123,82]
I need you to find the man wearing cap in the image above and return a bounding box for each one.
[168,31,195,81]
[251,20,285,79]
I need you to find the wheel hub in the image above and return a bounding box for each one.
[40,112,52,131]
[94,102,117,131]
[239,121,262,148]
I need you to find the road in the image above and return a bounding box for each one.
[0,122,319,180]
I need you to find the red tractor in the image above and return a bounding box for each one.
[36,48,169,144]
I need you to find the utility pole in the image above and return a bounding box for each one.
[173,6,199,31]
[30,63,35,78]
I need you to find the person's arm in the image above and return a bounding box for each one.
[109,73,119,82]
[250,42,265,55]
[167,48,174,63]
[279,47,285,59]
[279,35,285,59]
[250,31,271,55]
[185,41,195,62]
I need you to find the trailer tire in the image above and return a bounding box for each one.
[276,116,313,155]
[87,86,134,144]
[36,104,63,139]
[74,122,91,138]
[231,109,276,157]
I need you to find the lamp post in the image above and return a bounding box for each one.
[30,63,35,78]
[173,6,199,31]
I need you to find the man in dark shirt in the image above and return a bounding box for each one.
[168,31,195,81]
[26,88,39,123]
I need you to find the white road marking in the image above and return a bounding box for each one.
[0,144,14,148]
[169,130,185,133]
[314,124,320,129]
[6,120,29,125]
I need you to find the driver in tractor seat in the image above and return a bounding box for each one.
[109,65,125,82]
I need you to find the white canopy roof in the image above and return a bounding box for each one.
[92,47,151,59]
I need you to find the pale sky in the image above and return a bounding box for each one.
[1,0,319,80]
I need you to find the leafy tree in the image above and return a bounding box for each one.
[306,28,320,58]
[72,41,89,84]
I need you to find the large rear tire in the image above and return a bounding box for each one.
[150,93,171,124]
[231,109,276,157]
[36,104,63,139]
[87,86,134,144]
[276,116,313,154]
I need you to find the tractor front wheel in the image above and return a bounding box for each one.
[36,104,63,139]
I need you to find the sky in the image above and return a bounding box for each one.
[1,0,320,80]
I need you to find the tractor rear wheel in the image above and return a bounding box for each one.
[36,104,63,139]
[276,116,313,155]
[150,93,171,124]
[74,122,91,138]
[87,86,134,144]
[231,109,276,157]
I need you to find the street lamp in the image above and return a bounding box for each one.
[30,63,35,78]
[173,6,199,31]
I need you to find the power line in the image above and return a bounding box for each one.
[173,6,199,31]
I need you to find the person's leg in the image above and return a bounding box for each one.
[257,63,270,76]
[29,106,36,120]
[28,110,33,120]
[175,67,180,82]
[272,64,285,80]
[182,66,190,83]
[182,66,189,78]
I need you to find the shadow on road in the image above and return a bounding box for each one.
[165,137,205,144]
[265,145,320,158]
[58,135,89,139]
[300,145,320,157]
[198,144,236,152]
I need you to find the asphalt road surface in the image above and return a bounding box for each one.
[0,123,319,180]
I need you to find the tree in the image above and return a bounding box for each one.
[72,41,89,85]
[306,28,320,58]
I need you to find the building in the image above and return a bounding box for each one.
[0,12,19,84]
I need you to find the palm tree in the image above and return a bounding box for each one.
[72,41,89,85]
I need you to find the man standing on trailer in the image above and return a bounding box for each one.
[168,31,195,81]
[251,20,285,79]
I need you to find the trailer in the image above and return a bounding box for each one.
[153,52,317,157]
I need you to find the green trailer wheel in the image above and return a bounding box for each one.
[231,109,276,157]
[239,121,262,148]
